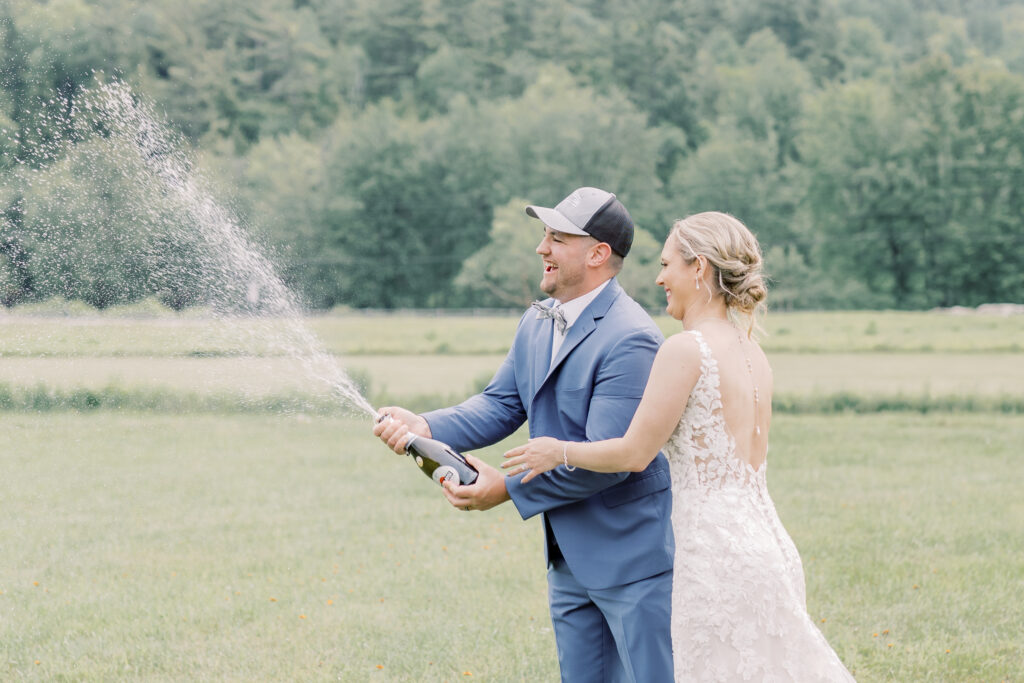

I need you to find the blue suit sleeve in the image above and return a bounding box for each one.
[422,347,527,452]
[506,328,662,519]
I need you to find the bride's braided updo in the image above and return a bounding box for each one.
[671,211,767,336]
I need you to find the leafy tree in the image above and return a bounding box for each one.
[731,0,843,80]
[833,17,895,81]
[992,6,1024,73]
[802,78,932,308]
[334,0,432,102]
[15,139,156,308]
[455,197,544,308]
[132,0,351,149]
[667,126,808,255]
[480,65,672,236]
[714,29,813,164]
[414,44,486,114]
[218,131,329,306]
[318,103,496,308]
[801,54,1024,307]
[668,31,812,253]
[0,207,31,306]
[2,0,1023,310]
[1,0,146,166]
[615,225,665,310]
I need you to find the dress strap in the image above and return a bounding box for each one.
[686,329,715,370]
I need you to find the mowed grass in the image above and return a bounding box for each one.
[2,309,1022,357]
[1,311,1022,411]
[1,353,1021,405]
[1,311,1021,679]
[0,414,550,681]
[1,412,1021,681]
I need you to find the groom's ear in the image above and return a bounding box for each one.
[587,241,613,269]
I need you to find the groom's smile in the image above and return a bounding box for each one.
[536,227,591,301]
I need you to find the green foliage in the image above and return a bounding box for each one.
[478,65,671,230]
[455,198,543,307]
[317,103,497,308]
[15,139,154,307]
[2,0,1024,310]
[131,1,351,148]
[801,55,1024,308]
[615,226,666,310]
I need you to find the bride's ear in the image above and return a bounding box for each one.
[694,255,708,279]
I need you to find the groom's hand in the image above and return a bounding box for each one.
[373,406,431,454]
[442,454,510,512]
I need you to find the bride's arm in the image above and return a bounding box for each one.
[504,333,701,481]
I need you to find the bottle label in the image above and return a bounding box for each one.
[432,465,459,486]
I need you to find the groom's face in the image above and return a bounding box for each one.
[535,226,593,301]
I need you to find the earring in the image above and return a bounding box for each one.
[695,276,700,290]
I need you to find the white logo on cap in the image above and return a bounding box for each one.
[567,191,582,208]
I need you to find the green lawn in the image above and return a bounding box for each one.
[2,309,1022,356]
[1,311,1022,413]
[1,413,1020,681]
[1,311,1021,680]
[2,352,1020,404]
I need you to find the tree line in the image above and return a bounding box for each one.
[1,0,1022,311]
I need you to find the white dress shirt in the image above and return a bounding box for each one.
[548,278,611,367]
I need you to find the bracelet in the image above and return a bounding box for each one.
[562,442,576,472]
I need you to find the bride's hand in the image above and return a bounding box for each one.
[503,437,564,484]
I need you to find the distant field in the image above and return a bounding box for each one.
[1,412,1020,681]
[2,310,1022,356]
[1,311,1021,415]
[1,353,1022,407]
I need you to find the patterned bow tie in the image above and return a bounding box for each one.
[532,301,568,334]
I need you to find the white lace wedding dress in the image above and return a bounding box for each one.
[665,331,855,681]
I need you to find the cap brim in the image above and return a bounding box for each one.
[525,205,589,236]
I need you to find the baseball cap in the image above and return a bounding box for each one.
[525,187,634,257]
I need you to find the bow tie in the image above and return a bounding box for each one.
[532,301,568,334]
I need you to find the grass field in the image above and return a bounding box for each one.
[2,309,1022,356]
[1,310,1022,413]
[1,352,1022,404]
[1,310,1022,680]
[1,413,1021,681]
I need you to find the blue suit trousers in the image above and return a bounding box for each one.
[548,556,674,682]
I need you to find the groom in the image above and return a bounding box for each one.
[374,187,673,682]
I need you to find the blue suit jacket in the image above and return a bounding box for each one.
[423,279,674,590]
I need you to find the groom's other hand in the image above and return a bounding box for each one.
[373,406,431,454]
[442,454,511,512]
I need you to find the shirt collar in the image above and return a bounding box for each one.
[553,278,612,332]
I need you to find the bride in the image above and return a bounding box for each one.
[503,212,855,682]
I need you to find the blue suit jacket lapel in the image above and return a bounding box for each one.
[537,279,622,394]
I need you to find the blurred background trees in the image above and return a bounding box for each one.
[1,0,1022,310]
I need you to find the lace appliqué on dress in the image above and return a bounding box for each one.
[665,331,855,682]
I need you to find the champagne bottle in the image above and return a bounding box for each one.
[403,433,479,487]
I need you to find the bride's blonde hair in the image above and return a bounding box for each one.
[671,211,767,338]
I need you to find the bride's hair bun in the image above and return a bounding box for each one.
[671,212,767,333]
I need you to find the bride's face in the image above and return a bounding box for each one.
[655,240,697,321]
